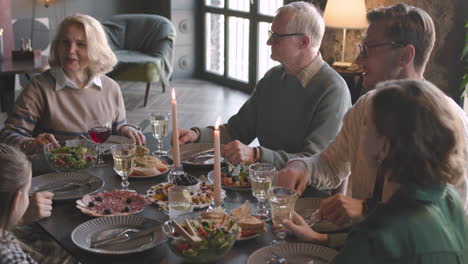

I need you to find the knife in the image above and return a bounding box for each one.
[91,224,161,248]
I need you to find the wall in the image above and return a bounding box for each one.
[318,0,467,101]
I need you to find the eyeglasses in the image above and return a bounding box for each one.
[357,42,405,58]
[268,30,305,43]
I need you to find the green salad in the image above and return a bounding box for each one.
[49,146,96,170]
[171,218,237,259]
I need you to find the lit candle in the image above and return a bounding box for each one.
[213,116,222,205]
[172,88,181,167]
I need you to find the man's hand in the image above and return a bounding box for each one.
[283,212,328,244]
[23,133,59,154]
[178,129,199,144]
[222,140,254,165]
[276,161,309,196]
[319,194,364,225]
[19,192,54,225]
[120,126,146,145]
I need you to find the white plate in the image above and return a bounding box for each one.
[76,190,150,217]
[167,143,224,166]
[30,172,103,201]
[247,243,337,264]
[295,198,352,233]
[207,170,251,191]
[71,215,163,255]
[146,181,225,209]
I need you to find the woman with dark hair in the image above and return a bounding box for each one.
[284,79,468,263]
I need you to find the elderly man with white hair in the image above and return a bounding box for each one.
[178,1,351,168]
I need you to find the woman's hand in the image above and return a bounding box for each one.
[19,191,54,225]
[120,126,146,145]
[319,194,364,225]
[178,129,199,144]
[282,212,328,244]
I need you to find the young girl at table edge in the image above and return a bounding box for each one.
[0,144,39,264]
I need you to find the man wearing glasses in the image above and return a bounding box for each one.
[178,2,351,168]
[277,3,468,225]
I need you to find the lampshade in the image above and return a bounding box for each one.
[323,0,368,29]
[37,0,60,7]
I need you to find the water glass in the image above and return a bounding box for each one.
[168,185,193,219]
[151,112,171,157]
[249,163,276,221]
[111,144,136,190]
[268,186,298,243]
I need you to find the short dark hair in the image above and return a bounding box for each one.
[371,80,465,187]
[367,3,435,72]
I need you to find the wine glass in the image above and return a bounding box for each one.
[249,163,275,221]
[88,120,111,166]
[268,186,298,244]
[111,144,136,191]
[151,112,171,157]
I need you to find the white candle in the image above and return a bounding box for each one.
[172,88,181,167]
[213,116,222,204]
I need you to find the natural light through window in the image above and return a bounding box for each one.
[205,13,225,75]
[228,17,249,82]
[228,0,250,12]
[258,0,283,16]
[205,0,224,8]
[258,22,279,81]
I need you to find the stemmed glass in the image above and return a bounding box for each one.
[268,186,298,244]
[111,144,136,191]
[88,120,111,166]
[249,163,275,221]
[151,112,171,157]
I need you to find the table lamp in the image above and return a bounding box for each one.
[323,0,367,68]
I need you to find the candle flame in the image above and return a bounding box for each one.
[171,88,176,101]
[215,116,221,130]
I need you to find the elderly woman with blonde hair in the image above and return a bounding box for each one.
[0,13,145,154]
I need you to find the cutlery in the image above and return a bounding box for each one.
[305,209,321,227]
[91,225,161,248]
[181,148,214,161]
[267,254,288,264]
[35,182,84,193]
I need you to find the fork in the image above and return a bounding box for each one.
[35,182,83,193]
[91,228,139,248]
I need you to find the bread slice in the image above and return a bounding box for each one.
[230,201,266,234]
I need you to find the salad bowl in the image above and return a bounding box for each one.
[44,140,97,172]
[162,211,238,263]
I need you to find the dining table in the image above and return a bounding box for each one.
[34,134,331,264]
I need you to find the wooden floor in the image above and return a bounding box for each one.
[0,79,250,137]
[120,79,250,133]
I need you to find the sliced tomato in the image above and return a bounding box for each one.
[175,243,190,252]
[198,227,207,237]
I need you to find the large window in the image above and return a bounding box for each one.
[202,0,284,92]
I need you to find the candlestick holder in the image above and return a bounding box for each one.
[168,164,184,183]
[208,198,225,212]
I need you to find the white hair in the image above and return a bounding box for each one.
[277,1,325,50]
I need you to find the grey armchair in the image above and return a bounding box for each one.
[103,14,176,106]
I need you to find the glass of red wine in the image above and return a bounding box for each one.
[88,121,111,166]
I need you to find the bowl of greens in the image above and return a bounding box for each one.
[44,140,97,172]
[162,211,238,263]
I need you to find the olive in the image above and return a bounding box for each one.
[232,176,238,182]
[202,221,208,227]
[95,197,103,202]
[243,176,249,183]
[88,202,95,208]
[123,206,130,213]
[125,198,133,204]
[104,209,111,215]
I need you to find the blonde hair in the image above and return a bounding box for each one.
[0,144,31,238]
[277,1,325,50]
[49,13,117,76]
[372,80,466,187]
[367,3,435,73]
